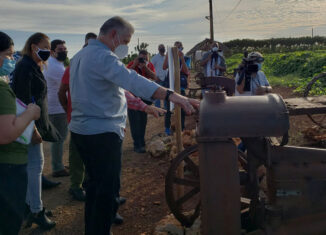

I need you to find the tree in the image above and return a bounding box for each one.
[122,41,149,64]
[134,42,149,52]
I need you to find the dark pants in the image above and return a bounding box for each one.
[0,163,27,235]
[165,89,186,130]
[71,132,122,235]
[128,109,148,149]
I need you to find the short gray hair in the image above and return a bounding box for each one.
[100,16,134,36]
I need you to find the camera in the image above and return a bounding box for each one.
[236,52,260,91]
[138,57,146,63]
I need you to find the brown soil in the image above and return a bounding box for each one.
[20,86,322,235]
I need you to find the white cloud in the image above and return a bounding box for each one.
[1,0,326,55]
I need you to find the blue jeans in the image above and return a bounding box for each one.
[0,163,27,235]
[71,132,122,235]
[26,143,44,213]
[49,113,68,172]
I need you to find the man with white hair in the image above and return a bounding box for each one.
[69,16,199,234]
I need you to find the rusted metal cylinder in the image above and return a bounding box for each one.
[199,91,289,138]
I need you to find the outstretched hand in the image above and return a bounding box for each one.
[169,93,200,115]
[144,105,166,118]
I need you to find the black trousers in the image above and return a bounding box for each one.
[128,109,148,148]
[0,163,27,235]
[165,89,186,130]
[71,132,122,235]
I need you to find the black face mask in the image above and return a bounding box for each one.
[56,51,67,62]
[37,48,51,61]
[159,48,165,54]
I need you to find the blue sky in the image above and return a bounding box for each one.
[1,0,326,56]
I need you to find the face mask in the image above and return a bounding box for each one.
[212,47,218,52]
[113,35,129,59]
[256,63,262,70]
[36,47,50,61]
[178,47,183,52]
[56,51,67,62]
[159,48,165,54]
[0,58,16,76]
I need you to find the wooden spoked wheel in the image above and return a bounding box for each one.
[304,72,326,129]
[165,144,249,228]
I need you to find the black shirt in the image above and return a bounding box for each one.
[11,55,60,142]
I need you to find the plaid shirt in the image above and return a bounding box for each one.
[124,90,147,111]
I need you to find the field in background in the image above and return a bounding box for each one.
[225,50,326,95]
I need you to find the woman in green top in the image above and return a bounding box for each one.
[0,32,40,235]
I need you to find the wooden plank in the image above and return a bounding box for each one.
[172,47,184,201]
[284,96,326,115]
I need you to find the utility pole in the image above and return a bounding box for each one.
[209,0,214,41]
[312,27,314,38]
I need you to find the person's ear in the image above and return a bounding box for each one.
[31,44,38,53]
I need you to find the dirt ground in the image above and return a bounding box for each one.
[19,86,322,235]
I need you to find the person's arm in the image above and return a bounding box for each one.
[125,90,166,117]
[143,63,157,81]
[12,64,33,104]
[58,67,70,112]
[127,59,138,70]
[179,51,189,75]
[255,73,272,95]
[163,54,168,70]
[235,73,245,94]
[0,104,40,145]
[216,57,226,72]
[200,53,211,66]
[58,83,69,112]
[99,54,199,114]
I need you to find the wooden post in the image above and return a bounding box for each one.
[171,47,184,198]
[209,0,214,41]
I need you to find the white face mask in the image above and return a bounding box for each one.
[113,35,129,59]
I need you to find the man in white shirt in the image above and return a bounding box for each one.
[150,44,167,108]
[201,42,226,77]
[43,39,69,177]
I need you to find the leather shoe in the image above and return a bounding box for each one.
[42,175,61,190]
[69,188,86,201]
[24,204,53,218]
[118,197,126,205]
[25,208,56,230]
[114,213,123,225]
[52,168,70,177]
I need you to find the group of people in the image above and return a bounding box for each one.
[0,16,199,235]
[0,14,273,235]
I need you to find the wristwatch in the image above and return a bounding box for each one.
[165,90,174,102]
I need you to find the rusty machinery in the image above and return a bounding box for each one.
[165,90,326,234]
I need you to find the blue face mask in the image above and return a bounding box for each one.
[257,63,262,71]
[0,58,16,76]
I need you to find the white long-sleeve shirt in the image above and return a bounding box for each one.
[44,56,65,114]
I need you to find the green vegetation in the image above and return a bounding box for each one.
[225,50,326,95]
[224,36,326,54]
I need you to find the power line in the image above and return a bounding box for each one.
[218,0,243,24]
[212,0,226,38]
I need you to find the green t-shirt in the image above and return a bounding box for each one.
[0,79,28,164]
